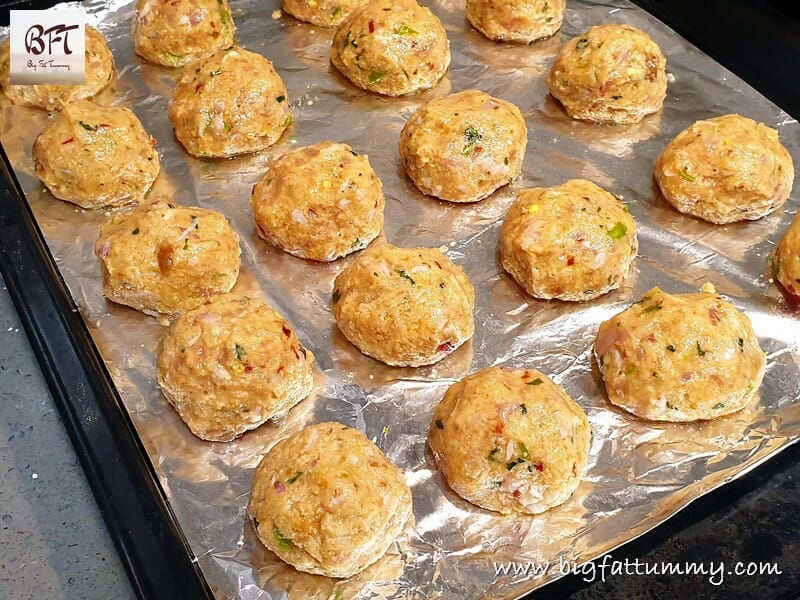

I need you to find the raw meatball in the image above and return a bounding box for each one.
[251,141,384,261]
[546,23,667,125]
[655,114,794,224]
[168,47,292,157]
[330,0,450,96]
[248,422,412,577]
[499,179,637,301]
[467,0,565,43]
[157,294,314,441]
[0,26,115,111]
[95,200,241,316]
[332,244,475,367]
[429,366,590,515]
[594,287,766,422]
[399,89,527,203]
[774,212,800,303]
[32,100,159,209]
[133,0,235,67]
[282,0,367,27]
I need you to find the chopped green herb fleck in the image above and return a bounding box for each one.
[666,401,678,410]
[608,222,628,239]
[519,403,528,414]
[642,302,663,313]
[611,94,622,100]
[368,71,385,84]
[712,402,725,410]
[332,288,341,303]
[576,37,589,49]
[79,121,96,131]
[275,95,286,103]
[517,441,530,460]
[220,10,230,25]
[331,6,341,18]
[545,16,553,23]
[397,269,416,285]
[507,458,526,471]
[462,127,483,156]
[677,168,696,182]
[234,343,247,361]
[162,52,183,66]
[273,527,292,550]
[395,24,418,35]
[526,377,544,386]
[283,115,294,128]
[435,419,444,430]
[439,282,446,289]
[488,447,501,462]
[287,471,303,484]
[209,68,223,76]
[183,239,190,250]
[666,344,676,352]
[696,341,706,356]
[132,228,140,235]
[738,337,744,348]
[504,156,509,166]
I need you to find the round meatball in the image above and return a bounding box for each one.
[429,366,590,515]
[546,24,667,125]
[499,179,638,301]
[399,89,527,203]
[157,294,314,441]
[95,200,241,317]
[330,0,450,96]
[0,26,115,111]
[283,0,368,27]
[251,142,384,261]
[655,114,794,224]
[774,212,800,303]
[467,0,565,43]
[133,0,235,67]
[32,100,159,209]
[332,244,475,367]
[248,422,412,577]
[168,47,292,158]
[594,287,766,422]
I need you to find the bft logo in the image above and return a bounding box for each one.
[25,23,80,56]
[9,10,85,85]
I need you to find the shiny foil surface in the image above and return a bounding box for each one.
[1,0,799,598]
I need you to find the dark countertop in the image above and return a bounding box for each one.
[0,1,799,599]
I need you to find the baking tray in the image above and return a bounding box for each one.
[0,0,798,599]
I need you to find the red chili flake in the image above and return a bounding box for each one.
[566,256,575,266]
[437,341,455,353]
[512,490,521,499]
[277,365,285,374]
[368,20,375,32]
[195,83,203,93]
[474,146,483,154]
[282,325,291,337]
[535,463,545,472]
[308,208,318,218]
[244,364,254,373]
[521,371,530,379]
[291,346,300,359]
[647,333,657,342]
[493,422,504,434]
[434,260,442,269]
[98,123,111,128]
[273,480,286,493]
[62,137,75,144]
[708,307,721,325]
[210,21,216,28]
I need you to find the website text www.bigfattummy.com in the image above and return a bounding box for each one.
[493,554,782,586]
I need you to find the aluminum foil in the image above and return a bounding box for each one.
[1,0,799,598]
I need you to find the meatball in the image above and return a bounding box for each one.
[95,200,241,317]
[594,287,766,421]
[251,141,384,261]
[157,294,314,441]
[546,23,667,125]
[248,422,413,577]
[499,179,638,301]
[399,89,527,203]
[0,26,115,111]
[133,0,235,67]
[32,100,159,209]
[467,0,565,44]
[774,212,800,303]
[168,47,292,158]
[282,0,368,27]
[429,366,590,515]
[332,244,475,367]
[330,0,450,96]
[655,114,794,224]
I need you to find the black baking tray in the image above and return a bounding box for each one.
[0,1,798,599]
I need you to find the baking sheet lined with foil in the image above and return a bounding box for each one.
[1,0,799,597]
